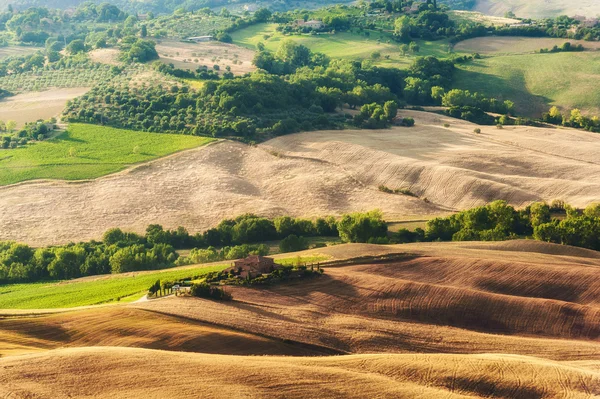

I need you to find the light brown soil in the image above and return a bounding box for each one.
[0,88,90,127]
[1,110,600,246]
[1,347,600,398]
[88,48,121,65]
[455,36,600,54]
[156,39,255,76]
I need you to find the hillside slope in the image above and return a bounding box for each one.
[474,0,600,18]
[2,347,599,399]
[132,241,600,360]
[2,111,600,246]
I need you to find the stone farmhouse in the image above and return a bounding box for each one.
[224,255,281,279]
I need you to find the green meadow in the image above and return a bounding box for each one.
[0,124,213,186]
[231,23,450,68]
[453,51,600,117]
[0,265,227,309]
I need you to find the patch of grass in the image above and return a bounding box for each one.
[0,123,213,186]
[453,52,600,117]
[276,255,331,266]
[0,265,227,309]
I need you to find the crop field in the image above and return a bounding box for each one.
[448,10,520,26]
[0,45,41,60]
[156,39,255,76]
[0,264,226,309]
[0,123,213,186]
[231,23,450,68]
[474,0,600,18]
[3,110,600,246]
[0,65,115,93]
[453,51,600,117]
[0,87,89,127]
[2,241,600,397]
[3,347,600,399]
[145,13,232,39]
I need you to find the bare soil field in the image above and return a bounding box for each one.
[0,307,329,357]
[475,0,600,19]
[0,87,90,126]
[2,347,600,399]
[88,48,121,65]
[454,36,600,54]
[156,39,255,76]
[134,241,600,359]
[2,242,600,398]
[2,111,600,246]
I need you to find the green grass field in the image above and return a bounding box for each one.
[0,124,213,186]
[231,23,450,68]
[453,51,600,117]
[0,265,227,309]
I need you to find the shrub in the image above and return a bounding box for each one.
[279,234,309,253]
[473,128,481,134]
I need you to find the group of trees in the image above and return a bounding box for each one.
[542,106,600,133]
[0,210,391,285]
[394,200,600,252]
[539,42,584,53]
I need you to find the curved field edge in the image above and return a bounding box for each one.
[0,124,214,186]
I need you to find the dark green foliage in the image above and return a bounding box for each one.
[120,38,159,62]
[337,210,388,243]
[279,235,310,253]
[190,282,232,300]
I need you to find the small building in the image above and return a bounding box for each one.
[186,36,215,43]
[224,255,280,279]
[294,19,324,29]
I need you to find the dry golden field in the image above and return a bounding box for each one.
[474,0,600,19]
[155,39,255,76]
[2,241,600,398]
[1,111,600,246]
[0,88,90,127]
[2,347,600,399]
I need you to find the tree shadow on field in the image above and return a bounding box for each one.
[453,67,553,118]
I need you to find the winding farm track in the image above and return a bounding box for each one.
[1,111,600,246]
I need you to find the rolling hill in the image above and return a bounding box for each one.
[2,241,600,398]
[2,111,600,246]
[473,0,600,18]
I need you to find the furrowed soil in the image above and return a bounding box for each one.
[2,241,600,398]
[1,111,600,246]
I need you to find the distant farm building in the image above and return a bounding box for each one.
[573,16,599,28]
[186,36,215,43]
[294,19,324,29]
[224,255,280,279]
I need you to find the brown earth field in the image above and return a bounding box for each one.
[0,87,90,127]
[155,39,255,76]
[1,110,600,246]
[454,36,600,54]
[2,241,600,398]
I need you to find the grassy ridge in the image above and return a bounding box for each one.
[453,51,600,117]
[0,265,227,309]
[0,124,213,186]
